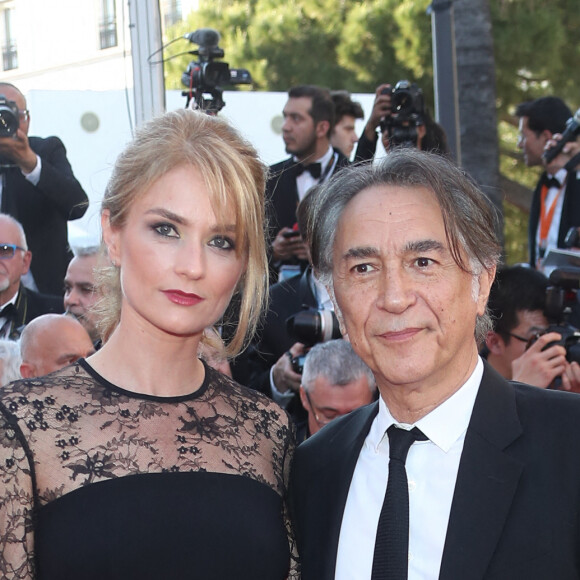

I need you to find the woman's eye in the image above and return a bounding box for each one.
[210,236,235,250]
[154,224,178,237]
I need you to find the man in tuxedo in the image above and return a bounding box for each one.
[266,85,349,282]
[0,213,62,340]
[0,82,89,295]
[515,96,580,270]
[289,149,580,579]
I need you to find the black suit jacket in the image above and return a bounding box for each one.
[5,284,63,339]
[245,269,318,420]
[290,363,580,579]
[1,136,89,295]
[528,170,580,267]
[265,150,350,280]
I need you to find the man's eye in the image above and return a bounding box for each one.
[353,263,374,274]
[415,257,432,268]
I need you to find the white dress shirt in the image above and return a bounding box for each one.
[335,357,484,580]
[295,146,337,201]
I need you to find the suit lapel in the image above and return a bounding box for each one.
[439,365,524,580]
[315,402,378,579]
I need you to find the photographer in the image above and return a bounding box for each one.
[355,81,449,162]
[0,83,88,296]
[483,265,580,391]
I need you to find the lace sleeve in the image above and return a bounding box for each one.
[283,422,301,580]
[0,405,35,579]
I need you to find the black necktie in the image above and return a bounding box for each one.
[0,303,17,320]
[371,425,428,580]
[294,162,322,179]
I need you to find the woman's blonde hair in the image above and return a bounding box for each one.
[96,109,268,356]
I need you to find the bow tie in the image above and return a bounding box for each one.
[544,175,562,189]
[294,162,322,179]
[0,303,16,320]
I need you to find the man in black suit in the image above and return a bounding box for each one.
[266,85,349,282]
[289,149,580,579]
[0,213,62,340]
[0,83,89,295]
[515,96,580,270]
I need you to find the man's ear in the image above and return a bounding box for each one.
[476,265,497,317]
[101,210,121,267]
[19,362,35,379]
[485,330,506,355]
[315,120,330,139]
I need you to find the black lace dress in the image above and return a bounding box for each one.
[0,359,299,579]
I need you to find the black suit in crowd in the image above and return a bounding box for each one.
[246,269,318,422]
[290,363,580,580]
[1,136,89,296]
[3,283,63,340]
[528,169,580,267]
[265,150,350,280]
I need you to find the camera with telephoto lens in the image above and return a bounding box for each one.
[285,307,342,373]
[181,28,252,114]
[0,94,19,138]
[380,80,425,148]
[528,267,580,368]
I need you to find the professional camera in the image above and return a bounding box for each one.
[0,94,19,138]
[529,266,580,366]
[181,28,252,114]
[380,80,425,148]
[285,307,342,373]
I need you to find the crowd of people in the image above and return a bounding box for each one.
[0,78,578,578]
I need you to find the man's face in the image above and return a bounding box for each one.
[64,254,100,340]
[0,85,29,135]
[331,185,493,394]
[300,374,374,435]
[502,309,549,364]
[331,115,359,158]
[0,216,31,303]
[517,116,548,167]
[282,97,318,160]
[22,317,95,378]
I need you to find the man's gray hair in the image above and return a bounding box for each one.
[71,245,100,258]
[0,339,21,385]
[301,339,376,393]
[306,149,502,343]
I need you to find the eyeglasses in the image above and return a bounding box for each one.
[18,110,29,122]
[506,331,529,343]
[304,389,337,427]
[0,244,26,260]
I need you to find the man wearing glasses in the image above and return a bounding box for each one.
[0,213,62,340]
[297,339,377,442]
[483,265,580,391]
[0,83,88,296]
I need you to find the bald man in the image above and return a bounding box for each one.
[19,314,95,378]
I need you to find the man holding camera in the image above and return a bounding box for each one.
[266,85,349,283]
[0,83,88,296]
[515,96,580,270]
[483,265,580,391]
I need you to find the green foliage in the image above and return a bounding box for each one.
[162,0,580,264]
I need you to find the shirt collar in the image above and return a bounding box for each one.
[369,357,484,453]
[293,145,334,167]
[547,168,568,186]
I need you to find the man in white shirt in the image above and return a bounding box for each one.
[516,96,580,271]
[289,148,580,580]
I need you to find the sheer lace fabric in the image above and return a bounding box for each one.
[0,359,299,579]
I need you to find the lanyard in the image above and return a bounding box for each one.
[538,178,566,259]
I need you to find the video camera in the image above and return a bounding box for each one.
[531,266,580,365]
[285,307,342,373]
[0,94,19,138]
[181,28,252,114]
[380,80,425,148]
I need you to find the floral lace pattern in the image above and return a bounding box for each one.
[0,360,299,579]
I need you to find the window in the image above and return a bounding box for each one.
[99,0,117,49]
[163,0,182,29]
[1,6,17,71]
